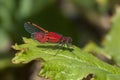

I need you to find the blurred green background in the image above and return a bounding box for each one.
[0,0,120,80]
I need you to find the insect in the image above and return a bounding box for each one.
[24,22,72,48]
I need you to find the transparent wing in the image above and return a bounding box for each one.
[24,22,41,33]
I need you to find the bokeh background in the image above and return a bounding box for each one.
[0,0,120,80]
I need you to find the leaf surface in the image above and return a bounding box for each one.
[12,37,120,80]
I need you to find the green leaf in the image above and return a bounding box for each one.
[83,7,120,65]
[83,42,112,63]
[12,37,120,80]
[103,7,120,64]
